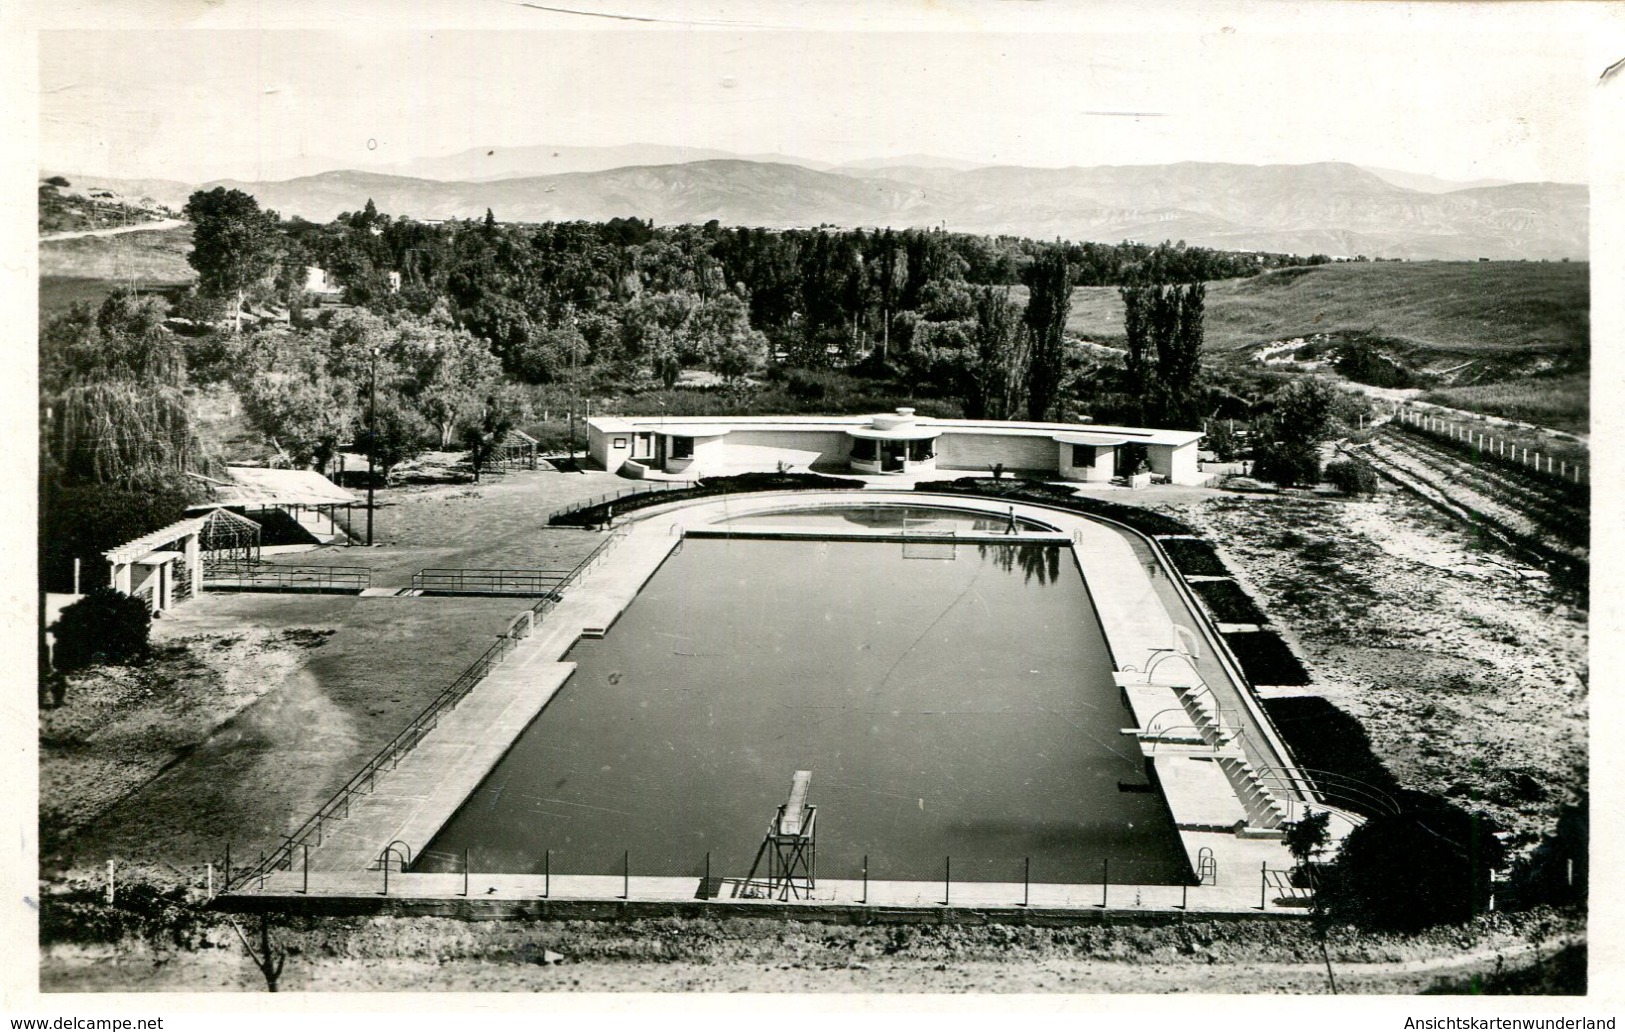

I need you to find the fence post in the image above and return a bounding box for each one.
[1023,857,1030,908]
[382,851,389,896]
[225,842,231,889]
[1259,861,1267,910]
[943,857,951,907]
[862,854,869,905]
[622,850,630,900]
[1181,882,1188,911]
[704,852,711,900]
[464,848,470,898]
[1101,858,1109,908]
[302,844,309,895]
[544,849,550,899]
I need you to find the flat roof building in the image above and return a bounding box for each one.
[587,408,1208,486]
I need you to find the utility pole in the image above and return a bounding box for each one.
[366,347,377,546]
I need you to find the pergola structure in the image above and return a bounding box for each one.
[196,506,263,572]
[102,507,262,613]
[496,429,539,471]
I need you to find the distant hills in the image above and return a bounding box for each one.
[49,153,1588,261]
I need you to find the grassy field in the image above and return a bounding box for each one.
[1421,374,1590,435]
[41,466,629,879]
[38,224,195,319]
[1060,261,1589,357]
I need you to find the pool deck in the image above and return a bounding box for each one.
[232,489,1304,915]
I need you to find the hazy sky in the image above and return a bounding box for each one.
[35,8,1603,184]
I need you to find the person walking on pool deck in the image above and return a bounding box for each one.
[1006,506,1018,534]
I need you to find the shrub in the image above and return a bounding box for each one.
[1260,696,1403,812]
[1324,458,1379,497]
[1221,629,1310,685]
[49,586,152,670]
[1253,441,1322,488]
[1160,537,1230,577]
[1192,579,1267,624]
[1325,796,1506,931]
[1203,420,1246,462]
[1507,794,1587,908]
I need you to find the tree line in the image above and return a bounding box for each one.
[38,189,1364,592]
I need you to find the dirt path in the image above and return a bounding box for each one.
[39,910,1583,994]
[40,218,187,242]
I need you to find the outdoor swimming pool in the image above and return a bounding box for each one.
[415,535,1190,886]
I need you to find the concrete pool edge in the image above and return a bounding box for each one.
[230,490,1310,916]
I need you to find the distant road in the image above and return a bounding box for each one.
[40,218,187,243]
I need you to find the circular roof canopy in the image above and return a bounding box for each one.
[847,425,943,441]
[1053,432,1132,448]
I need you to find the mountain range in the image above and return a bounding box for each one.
[49,151,1588,261]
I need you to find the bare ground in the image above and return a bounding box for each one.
[1166,485,1587,852]
[39,908,1584,994]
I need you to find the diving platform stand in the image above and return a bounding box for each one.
[739,771,817,900]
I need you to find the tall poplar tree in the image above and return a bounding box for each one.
[1021,247,1072,421]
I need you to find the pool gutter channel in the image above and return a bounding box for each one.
[230,490,1308,918]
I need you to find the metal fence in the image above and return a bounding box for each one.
[547,480,699,523]
[333,845,1311,912]
[204,563,372,593]
[412,568,569,596]
[1394,407,1588,486]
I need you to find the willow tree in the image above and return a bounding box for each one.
[40,294,207,592]
[42,292,206,485]
[50,382,203,485]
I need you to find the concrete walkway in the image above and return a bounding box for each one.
[250,865,1306,914]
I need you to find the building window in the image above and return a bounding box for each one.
[850,438,877,461]
[671,436,694,460]
[1072,443,1097,467]
[612,437,628,449]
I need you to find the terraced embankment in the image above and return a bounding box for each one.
[1349,424,1588,590]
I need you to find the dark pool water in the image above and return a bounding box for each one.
[415,537,1189,885]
